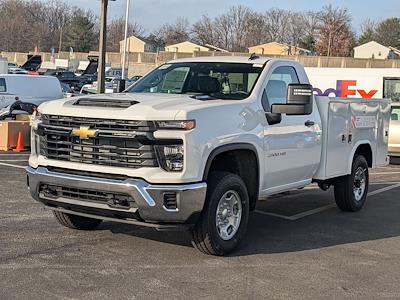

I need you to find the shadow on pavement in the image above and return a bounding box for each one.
[94,186,400,257]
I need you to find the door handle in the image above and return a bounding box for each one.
[304,120,315,127]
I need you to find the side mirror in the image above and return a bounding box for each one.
[265,112,282,125]
[271,84,313,115]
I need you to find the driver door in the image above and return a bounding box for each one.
[262,65,321,193]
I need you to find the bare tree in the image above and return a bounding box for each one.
[315,5,355,56]
[153,17,190,46]
[192,15,218,46]
[264,8,291,44]
[107,17,144,52]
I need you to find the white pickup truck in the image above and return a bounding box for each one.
[26,56,391,255]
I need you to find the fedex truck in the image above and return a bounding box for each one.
[305,68,400,102]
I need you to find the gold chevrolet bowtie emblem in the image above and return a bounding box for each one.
[72,126,98,139]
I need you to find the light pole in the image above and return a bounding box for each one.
[122,0,131,81]
[97,0,115,94]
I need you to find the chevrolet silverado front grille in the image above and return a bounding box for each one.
[39,115,161,169]
[42,115,156,132]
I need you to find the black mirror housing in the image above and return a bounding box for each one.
[271,84,313,115]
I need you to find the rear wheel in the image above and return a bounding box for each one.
[334,155,369,212]
[53,211,102,230]
[191,172,249,256]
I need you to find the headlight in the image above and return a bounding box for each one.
[155,120,195,130]
[156,145,184,172]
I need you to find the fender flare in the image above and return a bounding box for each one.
[348,140,373,173]
[202,143,260,181]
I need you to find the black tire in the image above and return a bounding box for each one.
[334,155,369,212]
[191,171,249,256]
[53,211,102,230]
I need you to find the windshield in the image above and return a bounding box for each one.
[127,62,264,100]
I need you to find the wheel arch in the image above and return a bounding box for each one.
[203,143,260,210]
[349,141,373,172]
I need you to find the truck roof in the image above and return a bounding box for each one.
[168,55,272,65]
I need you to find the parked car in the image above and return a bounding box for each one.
[46,70,85,91]
[27,56,390,255]
[8,66,29,74]
[0,75,62,118]
[389,102,400,157]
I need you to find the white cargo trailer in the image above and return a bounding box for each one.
[305,68,400,102]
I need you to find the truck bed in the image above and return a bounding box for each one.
[313,96,391,180]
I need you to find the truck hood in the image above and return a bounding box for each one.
[38,93,229,120]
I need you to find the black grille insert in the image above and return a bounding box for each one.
[39,184,137,210]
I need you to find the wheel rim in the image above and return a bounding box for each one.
[353,166,367,202]
[215,190,242,241]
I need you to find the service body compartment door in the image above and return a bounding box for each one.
[376,101,391,165]
[325,102,351,177]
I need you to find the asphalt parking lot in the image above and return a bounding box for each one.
[1,154,400,299]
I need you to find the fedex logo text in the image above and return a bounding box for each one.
[313,80,378,99]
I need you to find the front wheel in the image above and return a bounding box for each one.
[191,172,249,256]
[334,155,369,212]
[53,211,102,230]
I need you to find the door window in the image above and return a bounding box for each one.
[384,78,400,102]
[262,66,299,110]
[0,78,6,93]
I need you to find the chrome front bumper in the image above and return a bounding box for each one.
[26,167,207,225]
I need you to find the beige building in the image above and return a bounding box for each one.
[354,41,400,60]
[119,35,162,53]
[165,41,228,53]
[248,42,311,56]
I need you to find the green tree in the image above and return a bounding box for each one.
[299,34,316,52]
[65,9,97,52]
[375,18,400,48]
[358,19,376,45]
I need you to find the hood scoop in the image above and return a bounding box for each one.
[73,98,139,108]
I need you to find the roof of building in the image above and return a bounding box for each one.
[248,41,311,53]
[120,35,158,45]
[166,41,228,52]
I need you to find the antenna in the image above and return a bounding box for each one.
[249,53,260,61]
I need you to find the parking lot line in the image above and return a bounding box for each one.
[255,183,400,221]
[370,172,400,175]
[0,159,28,162]
[368,183,400,196]
[0,162,27,169]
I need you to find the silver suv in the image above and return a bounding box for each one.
[389,103,400,157]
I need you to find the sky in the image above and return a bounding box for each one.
[64,0,399,33]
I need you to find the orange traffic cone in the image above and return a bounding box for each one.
[14,131,25,152]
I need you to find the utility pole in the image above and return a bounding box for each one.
[58,26,63,59]
[122,0,131,80]
[97,0,109,94]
